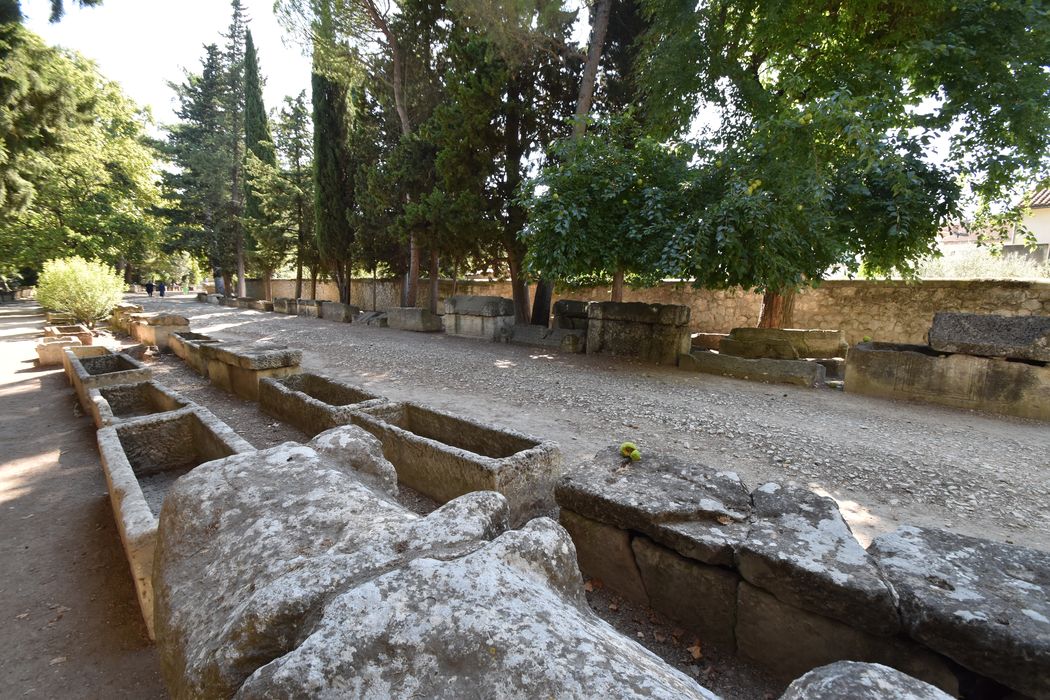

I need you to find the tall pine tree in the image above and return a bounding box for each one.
[222,0,248,296]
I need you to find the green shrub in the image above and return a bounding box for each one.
[36,257,125,326]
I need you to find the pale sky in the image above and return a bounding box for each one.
[22,0,313,128]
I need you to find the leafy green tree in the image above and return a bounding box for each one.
[274,92,315,298]
[36,256,125,326]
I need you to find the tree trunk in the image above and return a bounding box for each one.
[236,237,247,297]
[758,289,797,329]
[573,0,613,138]
[506,241,531,325]
[264,270,273,301]
[405,235,421,307]
[372,268,378,311]
[294,238,304,299]
[531,280,554,327]
[428,250,440,314]
[611,267,625,302]
[222,272,233,297]
[310,269,317,300]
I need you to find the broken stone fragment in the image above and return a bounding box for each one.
[869,525,1050,699]
[736,482,901,636]
[308,425,399,496]
[779,661,954,700]
[556,446,751,566]
[236,518,719,699]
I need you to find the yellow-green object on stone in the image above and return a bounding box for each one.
[629,449,642,462]
[619,441,638,457]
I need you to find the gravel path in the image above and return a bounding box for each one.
[148,295,1049,551]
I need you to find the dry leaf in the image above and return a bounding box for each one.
[583,580,594,593]
[687,640,703,660]
[715,515,732,525]
[608,602,619,612]
[653,631,667,643]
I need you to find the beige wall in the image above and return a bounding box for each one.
[1017,208,1050,245]
[243,277,1050,346]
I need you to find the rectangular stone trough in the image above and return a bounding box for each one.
[273,297,297,314]
[296,299,321,318]
[44,323,93,345]
[169,331,221,377]
[65,348,152,411]
[260,373,386,436]
[97,407,252,639]
[87,380,193,428]
[202,342,302,401]
[36,336,82,366]
[845,341,1050,421]
[349,402,560,525]
[60,345,112,385]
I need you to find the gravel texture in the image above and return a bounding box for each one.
[141,295,1050,552]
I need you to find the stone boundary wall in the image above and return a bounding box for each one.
[242,278,1050,345]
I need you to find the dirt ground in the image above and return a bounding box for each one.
[3,293,1048,698]
[0,302,166,698]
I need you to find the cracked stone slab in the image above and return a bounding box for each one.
[555,446,751,566]
[203,341,302,369]
[237,518,719,699]
[737,482,901,636]
[869,525,1050,698]
[928,311,1050,361]
[780,661,953,700]
[153,440,509,699]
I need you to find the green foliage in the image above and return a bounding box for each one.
[36,256,125,325]
[521,118,692,287]
[0,28,164,273]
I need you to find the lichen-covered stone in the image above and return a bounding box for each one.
[928,311,1050,361]
[737,482,900,636]
[309,425,398,496]
[236,518,719,700]
[555,446,751,566]
[780,662,954,700]
[869,525,1050,698]
[153,443,510,699]
[444,294,515,317]
[204,341,301,370]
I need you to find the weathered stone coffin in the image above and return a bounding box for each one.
[508,324,585,353]
[387,306,443,332]
[720,327,848,360]
[202,341,302,401]
[319,300,359,323]
[65,348,152,411]
[128,313,190,352]
[168,331,221,377]
[60,344,111,384]
[443,295,515,339]
[35,336,83,366]
[350,401,561,524]
[259,373,386,436]
[87,380,193,428]
[44,323,92,345]
[222,296,239,307]
[152,430,716,699]
[109,303,144,333]
[249,299,274,312]
[844,341,1050,421]
[780,662,954,700]
[272,297,297,314]
[97,406,251,639]
[553,299,590,330]
[296,298,321,318]
[555,447,960,695]
[236,297,256,309]
[692,332,728,351]
[928,311,1050,362]
[45,311,75,324]
[586,301,691,365]
[679,350,827,387]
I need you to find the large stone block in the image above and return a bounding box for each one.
[88,380,193,428]
[44,323,92,345]
[203,342,302,401]
[553,299,590,330]
[97,407,251,639]
[350,401,561,525]
[737,483,900,636]
[508,324,586,353]
[444,294,515,317]
[586,302,691,365]
[869,525,1050,699]
[249,299,274,312]
[168,331,221,377]
[295,298,320,318]
[442,296,514,340]
[844,341,1050,421]
[259,373,386,436]
[319,300,359,322]
[60,344,110,384]
[35,336,82,366]
[721,327,848,360]
[679,350,827,387]
[65,348,152,411]
[928,311,1050,361]
[555,446,751,567]
[272,297,297,314]
[780,662,954,700]
[388,306,443,332]
[633,536,739,649]
[559,509,649,605]
[127,313,190,351]
[736,583,959,695]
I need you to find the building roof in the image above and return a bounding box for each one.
[1031,189,1050,208]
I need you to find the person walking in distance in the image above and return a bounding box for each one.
[158,280,166,298]
[145,280,154,297]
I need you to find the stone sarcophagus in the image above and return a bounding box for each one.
[296,299,321,318]
[97,407,252,639]
[388,307,443,332]
[128,313,190,351]
[259,373,386,436]
[273,297,297,314]
[586,301,691,365]
[87,380,193,428]
[168,331,222,377]
[35,336,83,366]
[349,402,561,525]
[442,295,514,340]
[202,341,302,401]
[319,301,359,323]
[64,347,152,411]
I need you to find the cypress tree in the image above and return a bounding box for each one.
[243,30,274,215]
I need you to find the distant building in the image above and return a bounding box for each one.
[1013,189,1050,246]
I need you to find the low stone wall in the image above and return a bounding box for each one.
[259,373,386,436]
[555,446,1050,698]
[87,380,192,428]
[151,427,717,699]
[248,277,1050,345]
[96,406,252,639]
[349,402,561,525]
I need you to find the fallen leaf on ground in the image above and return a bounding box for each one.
[653,631,667,643]
[49,657,66,666]
[715,515,732,525]
[687,640,703,660]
